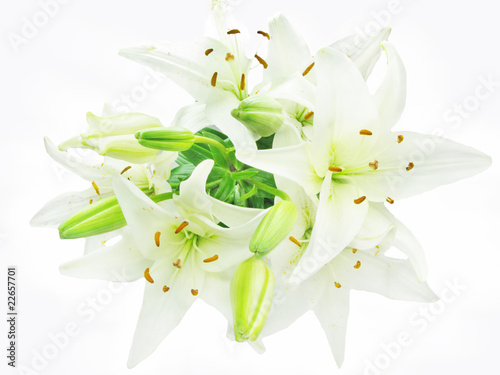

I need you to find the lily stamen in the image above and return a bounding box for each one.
[302,62,315,76]
[354,261,361,269]
[173,259,182,269]
[289,236,302,247]
[227,29,240,35]
[92,181,100,195]
[354,196,366,205]
[120,166,132,175]
[406,162,415,171]
[240,73,246,91]
[175,221,189,234]
[329,166,343,172]
[334,282,342,288]
[225,52,234,61]
[163,285,170,293]
[144,268,154,283]
[154,231,161,247]
[257,30,270,40]
[203,255,219,263]
[255,54,268,69]
[397,135,404,143]
[359,129,373,136]
[211,72,218,87]
[352,248,358,254]
[205,48,214,56]
[386,197,395,204]
[304,111,314,120]
[191,289,199,296]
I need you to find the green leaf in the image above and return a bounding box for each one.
[178,143,212,166]
[231,169,259,180]
[238,184,258,202]
[207,166,227,185]
[213,172,235,202]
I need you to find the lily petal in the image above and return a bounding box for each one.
[262,262,328,337]
[44,137,149,187]
[265,13,312,82]
[174,160,214,219]
[119,38,234,104]
[313,271,351,367]
[208,196,265,227]
[60,232,151,282]
[266,73,316,111]
[30,188,109,228]
[236,142,322,197]
[331,28,391,79]
[200,271,234,321]
[170,103,212,132]
[291,177,369,282]
[196,211,267,272]
[372,203,428,281]
[373,42,406,131]
[312,48,380,175]
[127,259,201,368]
[350,204,396,250]
[388,131,492,199]
[83,230,123,254]
[272,116,303,148]
[113,176,181,260]
[339,251,438,302]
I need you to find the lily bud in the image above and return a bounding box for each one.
[230,256,275,342]
[249,200,297,257]
[135,127,195,151]
[58,189,171,239]
[231,95,285,137]
[59,112,164,163]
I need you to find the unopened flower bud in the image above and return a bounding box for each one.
[231,95,285,137]
[249,200,297,256]
[59,195,126,239]
[59,112,164,163]
[58,189,171,239]
[231,256,275,342]
[135,127,195,151]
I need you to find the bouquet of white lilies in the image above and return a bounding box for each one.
[31,0,491,369]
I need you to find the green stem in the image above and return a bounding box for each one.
[250,179,291,201]
[206,178,223,190]
[194,136,233,166]
[151,192,174,203]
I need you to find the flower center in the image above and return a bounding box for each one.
[325,133,414,204]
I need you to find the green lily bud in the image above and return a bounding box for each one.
[230,256,275,342]
[58,190,171,239]
[249,200,297,257]
[231,95,285,137]
[135,127,195,151]
[59,112,164,163]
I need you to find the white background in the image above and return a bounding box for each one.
[1,0,500,374]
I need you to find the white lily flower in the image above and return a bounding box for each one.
[31,137,175,255]
[238,43,491,279]
[119,3,319,150]
[258,180,436,366]
[60,159,267,367]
